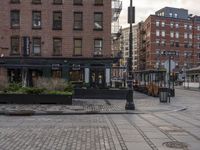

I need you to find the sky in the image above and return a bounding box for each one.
[119,0,200,28]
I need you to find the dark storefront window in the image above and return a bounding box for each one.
[69,70,83,82]
[52,70,62,78]
[53,11,62,30]
[8,69,22,83]
[74,12,83,30]
[11,10,20,28]
[11,36,20,55]
[32,11,41,29]
[94,12,103,30]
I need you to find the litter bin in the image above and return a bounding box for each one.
[159,88,169,103]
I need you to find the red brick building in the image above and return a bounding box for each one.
[0,0,120,87]
[137,7,200,79]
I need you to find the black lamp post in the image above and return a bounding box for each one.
[125,0,135,110]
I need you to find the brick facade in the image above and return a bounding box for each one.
[0,0,115,88]
[137,7,200,75]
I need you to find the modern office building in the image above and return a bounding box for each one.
[137,7,200,77]
[0,0,122,88]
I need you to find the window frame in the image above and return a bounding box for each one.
[32,0,41,4]
[94,12,103,31]
[53,11,62,30]
[10,0,20,4]
[32,11,42,29]
[94,38,103,56]
[53,0,63,5]
[10,36,20,55]
[53,38,62,56]
[94,0,103,6]
[10,10,20,29]
[73,0,83,5]
[73,12,83,30]
[32,37,42,56]
[73,38,82,56]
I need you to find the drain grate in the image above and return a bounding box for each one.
[163,141,188,149]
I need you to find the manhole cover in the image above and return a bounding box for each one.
[163,141,188,149]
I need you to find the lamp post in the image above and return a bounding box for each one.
[125,0,135,110]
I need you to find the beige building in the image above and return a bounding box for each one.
[120,25,138,70]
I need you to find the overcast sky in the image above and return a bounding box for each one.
[119,0,200,28]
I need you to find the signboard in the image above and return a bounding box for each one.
[72,64,81,70]
[128,7,135,23]
[52,64,61,70]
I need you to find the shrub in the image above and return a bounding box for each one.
[4,83,22,93]
[46,91,72,96]
[21,87,46,94]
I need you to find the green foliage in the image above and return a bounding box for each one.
[4,83,22,93]
[64,82,74,92]
[21,87,46,94]
[46,91,72,96]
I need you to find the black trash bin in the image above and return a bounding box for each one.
[159,88,169,103]
[170,88,175,97]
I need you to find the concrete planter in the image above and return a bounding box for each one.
[0,94,72,105]
[74,88,129,99]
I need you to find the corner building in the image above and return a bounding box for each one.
[0,0,115,87]
[137,7,200,76]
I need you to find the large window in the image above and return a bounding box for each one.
[11,36,20,55]
[53,38,62,56]
[74,12,83,30]
[53,11,62,30]
[94,0,103,5]
[11,10,20,28]
[52,70,62,78]
[32,37,41,55]
[94,39,103,56]
[10,0,20,3]
[74,0,82,5]
[74,38,82,56]
[32,11,41,29]
[94,13,103,30]
[198,53,200,59]
[69,69,83,82]
[53,0,63,4]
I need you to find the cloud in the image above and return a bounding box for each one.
[119,0,200,28]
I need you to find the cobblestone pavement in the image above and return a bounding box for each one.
[0,89,199,149]
[0,92,185,115]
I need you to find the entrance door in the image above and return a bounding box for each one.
[90,66,105,88]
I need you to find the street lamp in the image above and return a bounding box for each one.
[125,0,135,110]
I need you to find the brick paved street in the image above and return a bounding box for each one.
[0,89,199,150]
